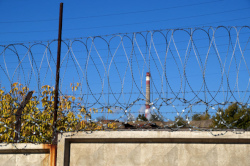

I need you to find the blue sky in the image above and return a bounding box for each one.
[0,0,250,122]
[0,0,250,44]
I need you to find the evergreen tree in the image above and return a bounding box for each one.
[136,114,148,121]
[212,103,250,129]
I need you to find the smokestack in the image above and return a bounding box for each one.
[145,72,150,119]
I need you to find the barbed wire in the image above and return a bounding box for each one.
[0,26,250,145]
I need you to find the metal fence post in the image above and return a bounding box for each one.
[51,2,63,166]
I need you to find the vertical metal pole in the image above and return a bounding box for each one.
[52,2,63,145]
[145,72,150,119]
[52,2,63,166]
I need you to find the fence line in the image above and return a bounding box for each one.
[0,26,250,144]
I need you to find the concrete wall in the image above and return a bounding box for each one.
[0,131,249,166]
[0,144,51,166]
[57,131,250,166]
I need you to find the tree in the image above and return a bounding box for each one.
[212,103,250,130]
[136,114,148,121]
[173,116,188,127]
[0,82,111,143]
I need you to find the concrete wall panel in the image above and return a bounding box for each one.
[0,153,49,166]
[69,143,250,166]
[57,131,250,166]
[0,144,50,166]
